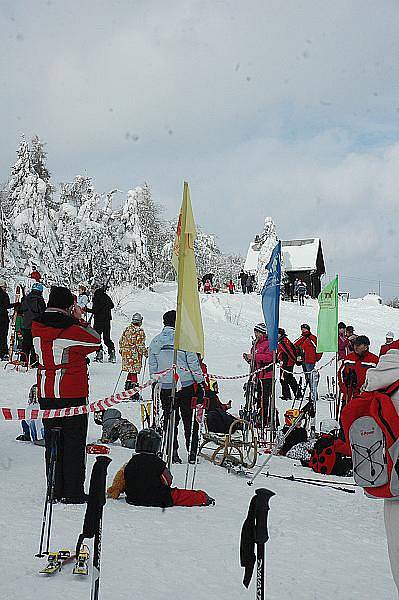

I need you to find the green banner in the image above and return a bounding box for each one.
[316,276,338,352]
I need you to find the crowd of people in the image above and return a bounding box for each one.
[2,272,399,594]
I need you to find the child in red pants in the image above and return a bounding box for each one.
[107,429,215,507]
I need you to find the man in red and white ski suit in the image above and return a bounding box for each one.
[32,286,101,503]
[338,335,378,403]
[294,324,322,385]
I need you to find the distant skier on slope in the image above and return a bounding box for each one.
[107,428,215,507]
[87,285,116,363]
[239,270,248,294]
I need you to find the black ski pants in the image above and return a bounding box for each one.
[257,378,272,421]
[280,365,298,400]
[0,318,9,358]
[40,398,88,500]
[21,328,36,365]
[161,384,199,458]
[94,320,115,352]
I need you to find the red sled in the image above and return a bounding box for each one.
[86,444,110,455]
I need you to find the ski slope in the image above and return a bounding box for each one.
[0,284,398,600]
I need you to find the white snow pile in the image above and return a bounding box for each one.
[0,284,398,599]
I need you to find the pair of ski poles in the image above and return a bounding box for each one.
[36,427,61,558]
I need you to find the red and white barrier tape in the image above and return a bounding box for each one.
[0,355,337,422]
[0,368,172,422]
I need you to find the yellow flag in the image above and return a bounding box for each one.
[173,182,204,356]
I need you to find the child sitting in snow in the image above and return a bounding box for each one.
[107,428,215,507]
[16,384,45,445]
[100,408,138,449]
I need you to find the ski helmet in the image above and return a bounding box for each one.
[32,282,44,293]
[131,312,143,325]
[102,409,122,424]
[320,419,340,434]
[254,322,267,335]
[135,428,162,454]
[386,331,395,340]
[301,323,311,331]
[284,408,300,426]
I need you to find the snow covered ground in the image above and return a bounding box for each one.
[1,284,398,600]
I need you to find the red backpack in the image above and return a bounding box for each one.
[308,435,337,475]
[341,382,399,499]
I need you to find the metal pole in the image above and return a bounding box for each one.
[166,349,178,471]
[270,351,277,443]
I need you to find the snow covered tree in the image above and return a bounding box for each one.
[7,136,60,279]
[255,217,279,290]
[117,187,151,287]
[136,183,166,280]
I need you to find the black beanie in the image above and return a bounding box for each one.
[48,286,74,310]
[163,310,176,327]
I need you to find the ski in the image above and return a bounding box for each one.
[290,472,357,486]
[39,549,75,575]
[224,460,253,479]
[262,471,356,493]
[73,544,90,575]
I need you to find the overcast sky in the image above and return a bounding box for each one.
[1,0,399,297]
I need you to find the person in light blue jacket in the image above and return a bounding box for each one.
[149,310,204,464]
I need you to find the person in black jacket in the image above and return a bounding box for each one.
[278,328,299,401]
[107,429,215,507]
[0,279,19,360]
[21,282,46,366]
[87,286,116,363]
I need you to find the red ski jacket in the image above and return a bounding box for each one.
[338,351,379,398]
[294,332,322,365]
[379,340,399,357]
[32,308,101,399]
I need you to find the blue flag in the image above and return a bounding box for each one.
[261,241,281,351]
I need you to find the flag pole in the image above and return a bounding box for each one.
[270,350,277,444]
[166,350,178,470]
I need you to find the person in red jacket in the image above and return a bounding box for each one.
[379,331,395,356]
[30,265,42,282]
[32,286,101,504]
[277,328,299,401]
[243,323,273,423]
[294,324,323,385]
[228,279,235,294]
[338,335,378,403]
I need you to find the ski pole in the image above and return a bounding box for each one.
[240,488,275,599]
[76,456,112,600]
[191,397,209,489]
[247,401,313,486]
[255,489,274,600]
[263,472,355,494]
[36,427,61,557]
[184,396,198,489]
[112,370,123,396]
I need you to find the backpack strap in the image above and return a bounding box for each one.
[381,379,399,397]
